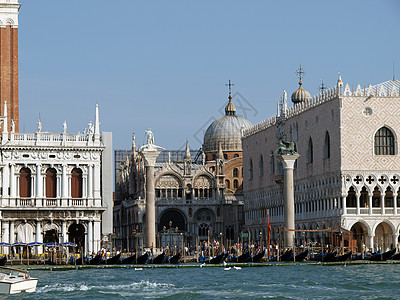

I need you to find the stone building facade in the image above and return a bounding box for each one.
[243,75,400,252]
[0,0,113,255]
[114,92,252,249]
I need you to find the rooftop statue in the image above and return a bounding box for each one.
[273,139,297,156]
[146,128,154,146]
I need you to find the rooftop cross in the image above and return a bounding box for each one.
[225,79,234,95]
[295,63,306,85]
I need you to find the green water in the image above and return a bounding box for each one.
[11,264,400,299]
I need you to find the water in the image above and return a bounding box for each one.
[10,264,400,299]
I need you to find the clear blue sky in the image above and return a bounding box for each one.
[18,0,400,151]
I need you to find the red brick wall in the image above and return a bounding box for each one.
[0,26,19,132]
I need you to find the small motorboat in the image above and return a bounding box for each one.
[0,266,38,294]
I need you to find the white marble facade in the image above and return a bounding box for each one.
[243,77,400,252]
[0,105,113,255]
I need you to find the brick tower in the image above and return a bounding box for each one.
[0,0,20,133]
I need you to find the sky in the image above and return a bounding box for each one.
[18,0,400,151]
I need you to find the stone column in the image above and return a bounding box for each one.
[342,196,347,215]
[36,221,43,254]
[393,233,399,251]
[87,164,93,199]
[381,195,385,215]
[62,222,67,244]
[93,221,101,253]
[10,164,15,198]
[368,234,375,252]
[277,154,299,250]
[9,221,14,245]
[394,195,398,215]
[36,163,42,198]
[356,193,360,215]
[87,221,93,254]
[141,150,162,249]
[2,222,9,255]
[62,164,68,198]
[368,194,373,215]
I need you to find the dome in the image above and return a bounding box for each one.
[203,95,252,153]
[291,80,312,104]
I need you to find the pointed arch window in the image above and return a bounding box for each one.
[307,137,313,163]
[323,132,330,159]
[270,151,275,174]
[374,127,395,155]
[259,155,264,177]
[249,159,253,180]
[233,168,238,177]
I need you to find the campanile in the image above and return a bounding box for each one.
[0,0,20,132]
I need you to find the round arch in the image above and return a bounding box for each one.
[158,209,186,232]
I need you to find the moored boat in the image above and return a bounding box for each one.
[246,251,265,263]
[150,252,166,264]
[367,249,396,262]
[135,253,149,264]
[168,253,181,264]
[88,254,103,265]
[104,254,121,265]
[0,257,7,267]
[0,266,38,294]
[207,253,226,264]
[336,251,352,262]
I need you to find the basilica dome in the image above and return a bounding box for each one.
[203,94,252,153]
[291,80,312,104]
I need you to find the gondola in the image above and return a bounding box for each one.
[336,251,352,262]
[88,254,103,265]
[135,252,149,264]
[206,253,226,264]
[0,257,7,267]
[279,250,293,262]
[291,249,308,262]
[150,252,165,264]
[236,252,250,263]
[367,249,396,262]
[168,253,181,264]
[104,253,121,265]
[390,253,400,260]
[322,251,337,262]
[246,251,265,263]
[121,254,137,265]
[73,256,88,265]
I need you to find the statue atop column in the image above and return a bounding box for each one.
[141,128,164,152]
[273,138,297,156]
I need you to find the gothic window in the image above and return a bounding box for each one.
[223,154,228,160]
[289,126,293,141]
[234,179,238,189]
[374,127,395,155]
[212,154,216,160]
[259,155,264,177]
[270,151,275,174]
[307,137,313,163]
[198,224,209,236]
[346,187,357,207]
[324,132,330,159]
[71,168,83,198]
[46,168,57,198]
[234,154,239,158]
[233,168,238,177]
[249,159,253,180]
[19,168,31,198]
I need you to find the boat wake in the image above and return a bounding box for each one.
[37,280,175,293]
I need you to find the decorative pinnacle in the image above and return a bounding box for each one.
[225,79,234,99]
[319,78,327,93]
[295,63,306,86]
